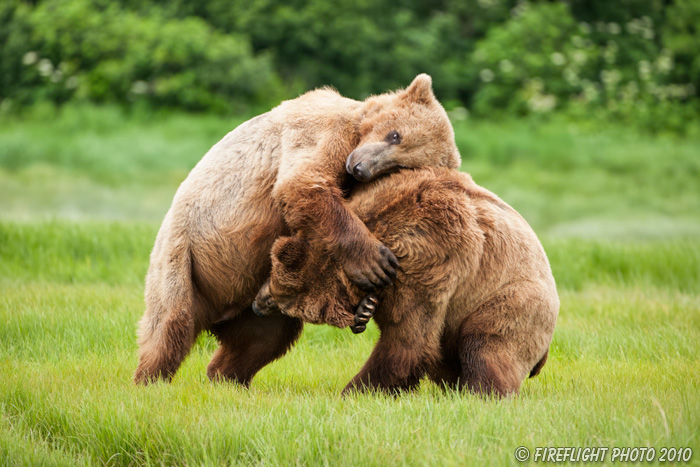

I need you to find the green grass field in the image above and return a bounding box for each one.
[1,106,699,465]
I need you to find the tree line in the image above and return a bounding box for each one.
[1,0,698,130]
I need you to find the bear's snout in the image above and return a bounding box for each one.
[253,282,282,317]
[346,142,391,182]
[348,160,371,182]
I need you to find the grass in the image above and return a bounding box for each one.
[0,222,698,465]
[0,105,699,465]
[2,104,700,238]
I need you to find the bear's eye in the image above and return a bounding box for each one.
[385,130,401,145]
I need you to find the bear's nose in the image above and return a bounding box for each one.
[352,161,371,182]
[252,295,280,317]
[252,300,265,316]
[345,154,355,175]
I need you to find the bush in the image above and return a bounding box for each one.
[1,0,282,113]
[1,0,698,132]
[152,0,516,102]
[468,1,699,131]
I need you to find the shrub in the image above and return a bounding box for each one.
[468,1,699,131]
[1,0,282,113]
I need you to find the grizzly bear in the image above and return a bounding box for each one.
[254,167,559,396]
[134,74,461,384]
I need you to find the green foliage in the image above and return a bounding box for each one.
[1,0,699,130]
[663,0,700,87]
[1,0,281,112]
[180,0,461,100]
[469,1,698,130]
[469,2,584,115]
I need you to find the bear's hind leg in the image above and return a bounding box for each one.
[457,284,556,397]
[529,349,548,378]
[207,307,303,386]
[134,305,198,384]
[458,334,523,397]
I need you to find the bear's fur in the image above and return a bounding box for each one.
[134,75,460,384]
[254,167,559,396]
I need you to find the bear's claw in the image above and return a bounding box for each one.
[351,293,379,334]
[345,244,398,291]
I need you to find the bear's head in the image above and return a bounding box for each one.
[347,73,461,182]
[253,235,363,328]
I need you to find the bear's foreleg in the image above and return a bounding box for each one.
[272,152,398,291]
[343,298,446,395]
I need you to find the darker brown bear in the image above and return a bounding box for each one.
[255,167,559,396]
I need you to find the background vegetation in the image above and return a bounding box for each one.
[1,0,699,465]
[2,0,700,131]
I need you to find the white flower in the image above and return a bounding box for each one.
[600,69,621,88]
[479,69,495,83]
[499,59,514,73]
[477,0,497,8]
[510,3,528,17]
[608,23,621,35]
[571,50,588,66]
[666,84,687,98]
[550,52,566,66]
[563,68,579,85]
[130,81,149,95]
[638,60,652,80]
[526,77,544,92]
[528,94,557,113]
[37,58,53,77]
[22,51,38,66]
[656,53,673,74]
[65,76,79,90]
[50,70,63,83]
[473,49,486,63]
[579,22,592,34]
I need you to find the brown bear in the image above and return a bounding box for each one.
[134,74,461,384]
[254,167,559,396]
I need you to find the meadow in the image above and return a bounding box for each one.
[1,106,699,465]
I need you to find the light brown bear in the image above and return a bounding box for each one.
[134,75,461,384]
[254,167,559,396]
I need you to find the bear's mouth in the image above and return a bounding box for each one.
[381,165,411,177]
[317,301,355,328]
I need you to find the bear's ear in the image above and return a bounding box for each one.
[272,236,307,271]
[401,74,435,105]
